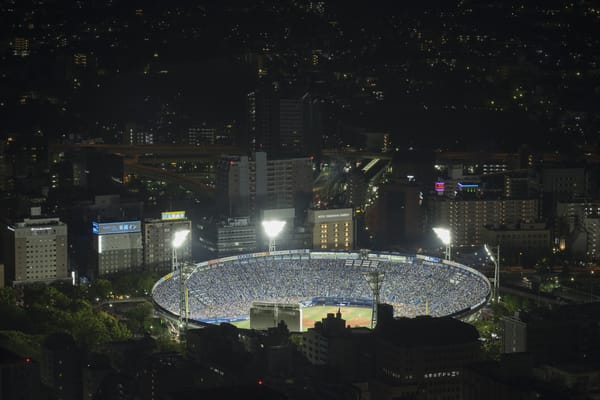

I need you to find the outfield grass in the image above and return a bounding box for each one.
[231,305,373,331]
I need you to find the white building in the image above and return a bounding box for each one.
[8,218,68,284]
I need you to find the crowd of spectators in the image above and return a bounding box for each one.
[152,255,490,323]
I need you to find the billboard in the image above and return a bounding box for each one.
[161,211,186,220]
[250,302,302,332]
[92,221,141,235]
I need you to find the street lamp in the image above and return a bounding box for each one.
[485,244,500,303]
[172,229,190,336]
[262,220,286,252]
[433,227,452,261]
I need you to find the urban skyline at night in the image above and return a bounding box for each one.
[0,1,599,399]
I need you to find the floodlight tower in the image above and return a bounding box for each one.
[262,220,286,252]
[433,227,452,261]
[485,244,500,303]
[365,270,385,329]
[172,229,190,335]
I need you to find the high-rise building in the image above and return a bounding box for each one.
[556,201,600,262]
[13,37,30,57]
[216,152,312,218]
[144,211,192,274]
[431,198,539,246]
[3,217,68,285]
[367,183,424,248]
[188,124,216,146]
[91,221,142,277]
[247,84,320,156]
[307,208,354,250]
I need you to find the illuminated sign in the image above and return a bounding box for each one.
[316,212,352,219]
[161,211,186,220]
[457,182,479,189]
[435,182,445,192]
[92,221,141,235]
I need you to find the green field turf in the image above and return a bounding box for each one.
[231,305,373,331]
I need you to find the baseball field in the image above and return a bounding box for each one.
[231,305,373,331]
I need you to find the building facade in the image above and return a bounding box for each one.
[216,152,312,218]
[307,208,354,250]
[6,217,68,285]
[143,212,192,274]
[431,198,539,246]
[92,221,142,277]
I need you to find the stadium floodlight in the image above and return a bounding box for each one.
[171,229,190,339]
[262,220,286,252]
[433,227,452,261]
[172,229,190,249]
[485,244,500,303]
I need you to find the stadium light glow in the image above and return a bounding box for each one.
[262,220,286,238]
[262,220,286,252]
[433,227,451,245]
[172,229,190,248]
[433,227,452,261]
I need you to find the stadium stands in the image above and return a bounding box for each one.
[152,251,490,324]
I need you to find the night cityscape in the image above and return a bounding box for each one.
[1,0,600,399]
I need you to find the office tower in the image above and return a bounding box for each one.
[216,152,312,218]
[247,83,321,156]
[188,124,216,146]
[368,183,424,248]
[144,212,192,274]
[3,217,68,285]
[92,220,142,277]
[430,198,539,246]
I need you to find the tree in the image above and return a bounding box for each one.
[0,287,16,305]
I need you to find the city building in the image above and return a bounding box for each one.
[501,316,527,354]
[40,333,82,400]
[307,208,354,250]
[2,217,68,285]
[482,223,551,265]
[198,217,257,257]
[430,198,539,246]
[188,124,216,146]
[216,152,312,218]
[347,170,367,210]
[247,84,321,156]
[143,211,192,274]
[91,220,143,277]
[13,37,30,57]
[367,182,424,248]
[371,312,482,400]
[301,309,371,380]
[556,201,600,262]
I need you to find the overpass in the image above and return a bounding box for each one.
[49,143,244,163]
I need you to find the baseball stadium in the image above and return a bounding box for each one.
[151,250,491,331]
